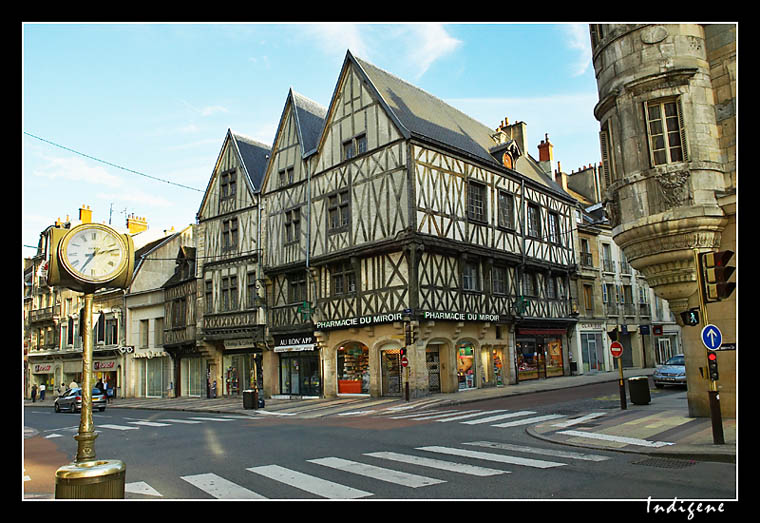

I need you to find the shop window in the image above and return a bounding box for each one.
[337,343,369,394]
[456,342,476,390]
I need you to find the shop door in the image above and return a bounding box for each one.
[381,350,402,396]
[301,356,321,396]
[536,341,547,379]
[426,348,440,393]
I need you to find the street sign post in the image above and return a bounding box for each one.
[610,341,626,410]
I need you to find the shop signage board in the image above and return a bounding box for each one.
[610,341,623,358]
[315,310,502,330]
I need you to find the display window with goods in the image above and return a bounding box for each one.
[337,342,369,394]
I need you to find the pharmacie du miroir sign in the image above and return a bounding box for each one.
[315,311,501,330]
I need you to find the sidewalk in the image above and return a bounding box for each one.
[24,368,735,463]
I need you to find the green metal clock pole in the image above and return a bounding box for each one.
[74,292,98,462]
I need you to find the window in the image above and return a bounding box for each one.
[140,319,149,348]
[105,318,118,345]
[171,298,185,327]
[645,99,687,166]
[205,280,213,313]
[247,271,257,309]
[284,207,301,243]
[467,181,487,222]
[527,203,540,238]
[288,273,307,304]
[222,218,238,251]
[548,212,560,244]
[462,260,481,291]
[522,272,536,297]
[546,275,556,299]
[492,265,507,295]
[328,190,350,230]
[221,275,238,311]
[332,262,356,295]
[220,170,236,200]
[584,284,594,312]
[498,191,515,229]
[279,167,294,187]
[343,134,367,161]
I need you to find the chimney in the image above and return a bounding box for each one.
[554,161,568,192]
[126,213,148,234]
[538,133,553,162]
[79,204,92,224]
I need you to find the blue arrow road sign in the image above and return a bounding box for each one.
[701,324,723,350]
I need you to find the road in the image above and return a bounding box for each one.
[23,384,736,500]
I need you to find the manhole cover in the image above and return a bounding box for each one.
[631,457,697,469]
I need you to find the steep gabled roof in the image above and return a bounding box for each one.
[290,89,328,157]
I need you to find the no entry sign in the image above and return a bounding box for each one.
[610,341,624,358]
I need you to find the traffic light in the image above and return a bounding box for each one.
[400,346,407,357]
[706,351,719,381]
[700,250,736,302]
[404,321,416,346]
[680,308,700,326]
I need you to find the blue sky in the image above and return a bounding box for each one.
[22,22,600,255]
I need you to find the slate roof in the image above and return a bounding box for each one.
[231,132,271,192]
[290,89,328,156]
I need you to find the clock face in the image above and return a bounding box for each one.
[60,224,128,284]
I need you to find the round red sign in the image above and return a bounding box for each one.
[610,341,624,358]
[401,356,409,368]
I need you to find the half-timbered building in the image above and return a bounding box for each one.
[262,51,579,399]
[196,130,270,397]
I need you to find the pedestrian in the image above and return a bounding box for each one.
[58,383,66,396]
[39,383,46,401]
[96,379,104,393]
[69,380,77,390]
[31,384,37,403]
[107,384,114,404]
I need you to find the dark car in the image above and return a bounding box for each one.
[653,354,687,388]
[54,387,107,413]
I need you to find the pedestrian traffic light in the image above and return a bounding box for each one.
[680,308,700,326]
[706,351,719,381]
[699,250,736,302]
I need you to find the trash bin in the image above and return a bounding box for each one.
[55,459,126,499]
[243,389,257,409]
[628,376,651,405]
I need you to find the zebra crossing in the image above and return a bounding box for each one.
[43,414,250,438]
[126,440,612,499]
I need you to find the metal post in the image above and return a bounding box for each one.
[618,356,627,410]
[75,292,97,462]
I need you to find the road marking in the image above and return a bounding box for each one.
[252,410,296,416]
[181,473,267,499]
[337,410,377,416]
[188,417,235,422]
[128,420,172,427]
[550,412,607,428]
[158,418,204,424]
[463,441,610,462]
[308,457,445,488]
[460,411,536,425]
[125,481,163,497]
[364,451,508,477]
[436,410,509,422]
[98,424,139,431]
[45,433,63,438]
[388,409,454,419]
[417,446,567,469]
[556,430,675,448]
[491,414,565,428]
[247,464,372,499]
[409,409,483,421]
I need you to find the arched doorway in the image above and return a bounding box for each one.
[379,343,403,397]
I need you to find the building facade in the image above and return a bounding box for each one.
[261,52,579,400]
[590,23,736,417]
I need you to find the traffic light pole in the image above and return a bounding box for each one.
[693,249,725,445]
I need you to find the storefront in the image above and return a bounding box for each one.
[274,333,320,397]
[515,327,567,381]
[337,342,369,395]
[456,341,477,390]
[580,330,606,373]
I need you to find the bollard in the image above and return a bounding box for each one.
[55,459,126,499]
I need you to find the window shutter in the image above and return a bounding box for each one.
[677,98,688,162]
[598,129,612,188]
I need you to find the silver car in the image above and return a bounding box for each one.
[653,354,687,388]
[54,387,107,413]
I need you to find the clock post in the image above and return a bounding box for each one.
[46,223,134,498]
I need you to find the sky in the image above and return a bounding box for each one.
[22,22,601,257]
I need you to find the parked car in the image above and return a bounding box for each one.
[54,387,107,413]
[653,354,687,388]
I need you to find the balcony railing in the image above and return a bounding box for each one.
[30,305,60,323]
[602,258,615,273]
[580,252,594,268]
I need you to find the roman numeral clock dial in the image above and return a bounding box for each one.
[59,223,129,286]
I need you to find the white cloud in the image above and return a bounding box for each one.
[303,23,369,61]
[562,23,592,77]
[31,155,123,188]
[405,24,462,79]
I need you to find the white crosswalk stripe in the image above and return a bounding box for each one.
[417,445,567,469]
[491,414,565,428]
[389,409,459,420]
[128,420,172,427]
[182,473,267,499]
[308,457,445,488]
[188,417,236,422]
[435,410,508,422]
[364,451,508,477]
[405,409,483,421]
[247,464,372,499]
[550,412,607,428]
[463,441,611,462]
[98,424,139,431]
[158,418,204,424]
[460,410,537,425]
[556,430,674,448]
